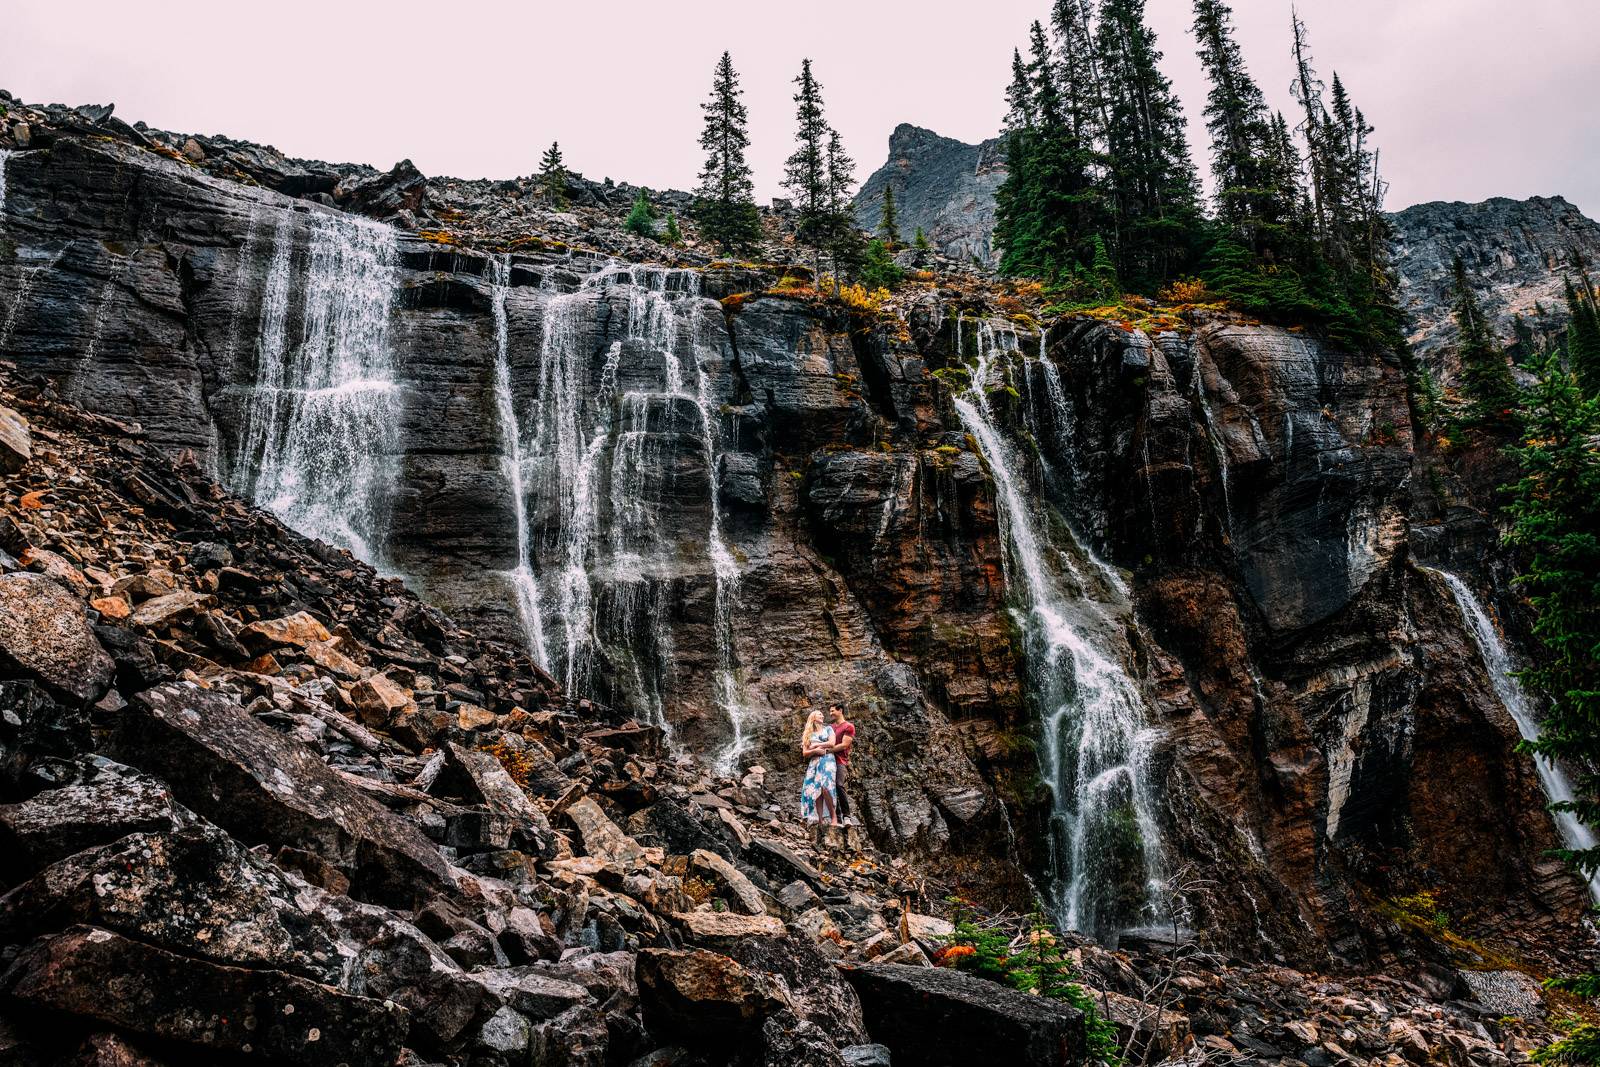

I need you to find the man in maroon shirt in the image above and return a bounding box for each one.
[826,703,855,823]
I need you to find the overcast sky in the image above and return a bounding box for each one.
[4,0,1597,216]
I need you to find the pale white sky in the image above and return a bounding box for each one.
[4,0,1597,215]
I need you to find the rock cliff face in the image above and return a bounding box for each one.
[1389,195,1600,366]
[1,104,1591,979]
[852,124,1006,264]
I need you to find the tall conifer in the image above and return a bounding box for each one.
[1095,0,1201,287]
[878,184,901,246]
[1192,0,1287,254]
[695,52,763,254]
[539,142,568,206]
[784,59,833,274]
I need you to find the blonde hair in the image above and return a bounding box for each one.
[804,710,823,732]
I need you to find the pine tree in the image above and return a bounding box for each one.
[624,190,656,237]
[663,212,683,246]
[878,184,901,246]
[861,239,903,291]
[1563,279,1600,396]
[823,128,864,287]
[1451,256,1518,427]
[1005,48,1037,131]
[994,19,1107,286]
[1095,0,1202,287]
[695,52,763,254]
[784,59,833,274]
[539,142,568,206]
[914,227,931,252]
[1191,0,1289,255]
[1050,0,1105,147]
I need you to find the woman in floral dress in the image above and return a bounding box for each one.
[799,710,839,825]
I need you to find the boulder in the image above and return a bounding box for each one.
[0,823,345,984]
[239,610,333,650]
[565,796,645,867]
[0,759,181,876]
[761,1011,845,1067]
[0,404,30,473]
[746,836,822,887]
[0,574,114,704]
[636,948,784,1041]
[439,742,556,858]
[126,589,208,629]
[725,934,868,1046]
[0,926,407,1066]
[352,672,412,724]
[841,962,1087,1067]
[690,848,766,915]
[672,910,786,947]
[111,682,451,904]
[843,1044,893,1067]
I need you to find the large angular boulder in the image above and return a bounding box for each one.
[438,742,557,859]
[0,574,114,704]
[842,962,1087,1067]
[111,682,451,904]
[564,796,644,867]
[690,848,765,916]
[0,926,407,1066]
[636,948,785,1042]
[0,759,181,877]
[727,935,868,1047]
[0,404,30,474]
[0,823,345,984]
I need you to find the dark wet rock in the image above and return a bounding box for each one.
[842,962,1086,1067]
[635,948,785,1043]
[111,682,452,904]
[0,759,181,876]
[435,741,557,859]
[1,925,408,1065]
[0,823,345,983]
[761,1011,845,1067]
[724,934,868,1046]
[842,1044,892,1067]
[0,574,114,705]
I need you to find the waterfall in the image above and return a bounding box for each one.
[0,149,10,218]
[489,255,552,672]
[1427,567,1600,900]
[953,319,1165,937]
[517,263,737,752]
[234,210,401,567]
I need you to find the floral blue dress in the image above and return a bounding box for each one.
[800,724,837,823]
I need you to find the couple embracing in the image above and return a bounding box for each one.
[799,703,855,827]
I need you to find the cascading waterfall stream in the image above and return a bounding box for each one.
[489,255,552,672]
[233,210,401,568]
[0,148,10,217]
[1427,567,1600,901]
[517,263,739,752]
[953,318,1165,937]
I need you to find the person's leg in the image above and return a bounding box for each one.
[835,763,850,823]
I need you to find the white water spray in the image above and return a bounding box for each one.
[1427,567,1600,900]
[235,210,401,567]
[954,319,1165,936]
[489,255,552,672]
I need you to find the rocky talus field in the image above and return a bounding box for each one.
[0,95,1595,1066]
